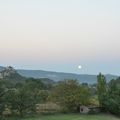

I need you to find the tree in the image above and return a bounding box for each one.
[104,78,120,115]
[0,82,5,118]
[5,86,36,116]
[97,74,120,115]
[49,80,91,112]
[24,79,49,103]
[97,73,107,107]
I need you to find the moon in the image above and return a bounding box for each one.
[78,65,82,69]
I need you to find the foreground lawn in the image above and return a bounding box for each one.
[7,114,120,120]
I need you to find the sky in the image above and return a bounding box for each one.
[0,0,120,75]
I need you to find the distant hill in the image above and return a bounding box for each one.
[17,70,118,84]
[0,66,55,85]
[0,66,118,84]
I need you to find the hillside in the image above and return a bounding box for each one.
[0,66,55,85]
[17,70,118,84]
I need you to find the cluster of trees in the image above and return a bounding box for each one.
[0,78,94,118]
[0,78,51,118]
[97,73,120,115]
[49,80,91,112]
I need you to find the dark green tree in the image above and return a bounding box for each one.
[0,81,8,119]
[104,78,120,115]
[97,73,107,107]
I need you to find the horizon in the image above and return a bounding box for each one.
[0,0,120,75]
[0,65,119,76]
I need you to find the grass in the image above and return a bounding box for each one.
[6,114,120,120]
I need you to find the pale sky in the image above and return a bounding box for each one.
[0,0,120,74]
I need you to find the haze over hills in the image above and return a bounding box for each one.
[17,70,118,84]
[0,66,118,84]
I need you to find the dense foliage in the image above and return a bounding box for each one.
[0,82,6,119]
[0,78,93,117]
[97,74,120,115]
[0,72,120,118]
[49,80,91,112]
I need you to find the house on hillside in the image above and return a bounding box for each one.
[80,105,101,114]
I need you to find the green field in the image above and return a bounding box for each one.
[7,114,120,120]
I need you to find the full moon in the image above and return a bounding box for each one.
[78,65,82,69]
